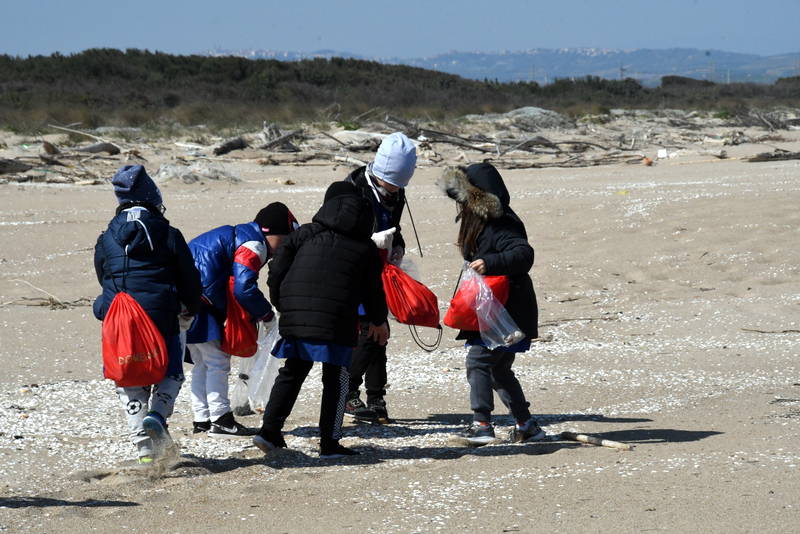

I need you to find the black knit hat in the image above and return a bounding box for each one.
[254,202,298,236]
[324,181,359,202]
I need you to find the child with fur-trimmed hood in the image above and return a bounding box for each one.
[437,163,546,446]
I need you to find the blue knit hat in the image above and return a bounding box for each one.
[111,165,163,206]
[370,132,417,188]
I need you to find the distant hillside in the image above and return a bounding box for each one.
[1,49,799,132]
[210,47,800,85]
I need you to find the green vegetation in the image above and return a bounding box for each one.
[1,49,798,133]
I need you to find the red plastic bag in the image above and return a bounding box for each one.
[102,292,168,387]
[443,272,509,331]
[382,263,440,328]
[221,276,258,357]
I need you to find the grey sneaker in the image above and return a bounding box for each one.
[510,418,546,443]
[457,422,496,446]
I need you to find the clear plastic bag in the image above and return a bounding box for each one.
[230,356,257,416]
[247,323,282,413]
[461,263,525,349]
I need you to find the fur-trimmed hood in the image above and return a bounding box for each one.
[437,163,510,219]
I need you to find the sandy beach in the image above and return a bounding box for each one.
[1,124,799,533]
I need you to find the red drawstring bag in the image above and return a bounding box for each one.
[102,292,168,387]
[382,263,440,328]
[220,276,258,357]
[443,275,510,331]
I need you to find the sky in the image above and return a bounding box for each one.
[1,0,798,58]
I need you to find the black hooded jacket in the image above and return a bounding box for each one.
[267,192,388,347]
[439,163,539,341]
[344,166,406,251]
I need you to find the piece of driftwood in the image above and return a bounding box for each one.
[47,124,106,142]
[741,328,800,334]
[561,431,633,451]
[539,315,620,327]
[38,154,67,166]
[320,131,348,147]
[77,142,121,156]
[42,141,60,155]
[334,155,368,167]
[747,150,800,163]
[0,158,33,174]
[213,136,248,156]
[499,136,559,156]
[259,129,303,150]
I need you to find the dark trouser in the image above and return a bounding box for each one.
[261,357,349,443]
[466,344,531,424]
[348,322,387,403]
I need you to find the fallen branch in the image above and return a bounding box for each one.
[561,431,633,451]
[10,279,66,307]
[539,315,620,327]
[741,328,800,334]
[48,124,105,142]
[0,296,92,309]
[259,129,303,150]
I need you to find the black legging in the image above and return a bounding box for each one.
[262,357,348,443]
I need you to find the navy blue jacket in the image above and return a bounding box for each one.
[186,222,273,344]
[93,206,202,337]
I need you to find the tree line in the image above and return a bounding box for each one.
[1,48,798,132]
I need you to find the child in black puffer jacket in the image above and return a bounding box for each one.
[253,181,389,459]
[438,163,546,446]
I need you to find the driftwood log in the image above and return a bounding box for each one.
[561,431,633,451]
[259,129,303,150]
[213,136,248,156]
[76,142,121,156]
[0,158,33,174]
[747,150,800,163]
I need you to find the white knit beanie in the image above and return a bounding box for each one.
[370,132,417,188]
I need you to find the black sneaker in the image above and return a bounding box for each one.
[457,422,496,446]
[510,418,547,443]
[193,420,211,434]
[367,398,390,423]
[319,440,359,459]
[344,395,378,421]
[253,428,287,454]
[209,412,257,438]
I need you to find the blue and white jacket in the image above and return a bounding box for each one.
[186,222,273,344]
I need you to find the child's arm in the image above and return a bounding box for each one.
[360,244,389,327]
[170,228,202,316]
[266,228,305,312]
[481,223,534,277]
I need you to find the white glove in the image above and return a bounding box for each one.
[389,245,404,266]
[371,227,396,250]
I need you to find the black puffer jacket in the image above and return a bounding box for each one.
[267,192,388,347]
[344,166,406,251]
[438,163,539,341]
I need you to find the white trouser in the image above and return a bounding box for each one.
[117,372,184,458]
[189,340,232,421]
